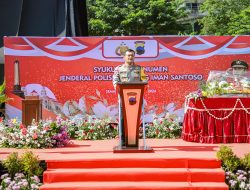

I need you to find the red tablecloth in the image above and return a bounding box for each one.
[182,97,250,143]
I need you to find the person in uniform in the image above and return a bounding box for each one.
[112,49,147,146]
[113,49,147,86]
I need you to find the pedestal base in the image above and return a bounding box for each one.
[113,146,154,153]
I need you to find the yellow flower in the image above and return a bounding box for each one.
[202,91,208,97]
[12,118,17,124]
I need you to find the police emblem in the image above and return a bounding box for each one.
[134,41,145,55]
[115,42,129,56]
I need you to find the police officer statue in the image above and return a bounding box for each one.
[231,59,249,76]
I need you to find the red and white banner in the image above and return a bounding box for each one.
[4,36,250,121]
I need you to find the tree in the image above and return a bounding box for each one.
[199,0,250,35]
[87,0,188,36]
[228,6,250,35]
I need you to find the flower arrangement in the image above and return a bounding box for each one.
[0,151,43,190]
[0,117,70,148]
[67,113,182,140]
[186,78,250,100]
[67,116,118,140]
[217,146,250,190]
[145,113,182,139]
[0,112,182,148]
[0,173,41,190]
[226,170,250,190]
[185,80,207,101]
[200,81,235,98]
[187,70,250,100]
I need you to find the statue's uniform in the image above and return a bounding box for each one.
[112,64,147,146]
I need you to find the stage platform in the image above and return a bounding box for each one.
[1,139,249,190]
[0,139,249,161]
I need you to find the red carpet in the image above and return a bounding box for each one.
[35,139,231,190]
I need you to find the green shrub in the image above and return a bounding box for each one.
[223,155,241,172]
[21,151,43,178]
[216,145,240,172]
[1,151,43,180]
[2,152,22,179]
[241,153,250,170]
[217,145,234,160]
[217,146,250,189]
